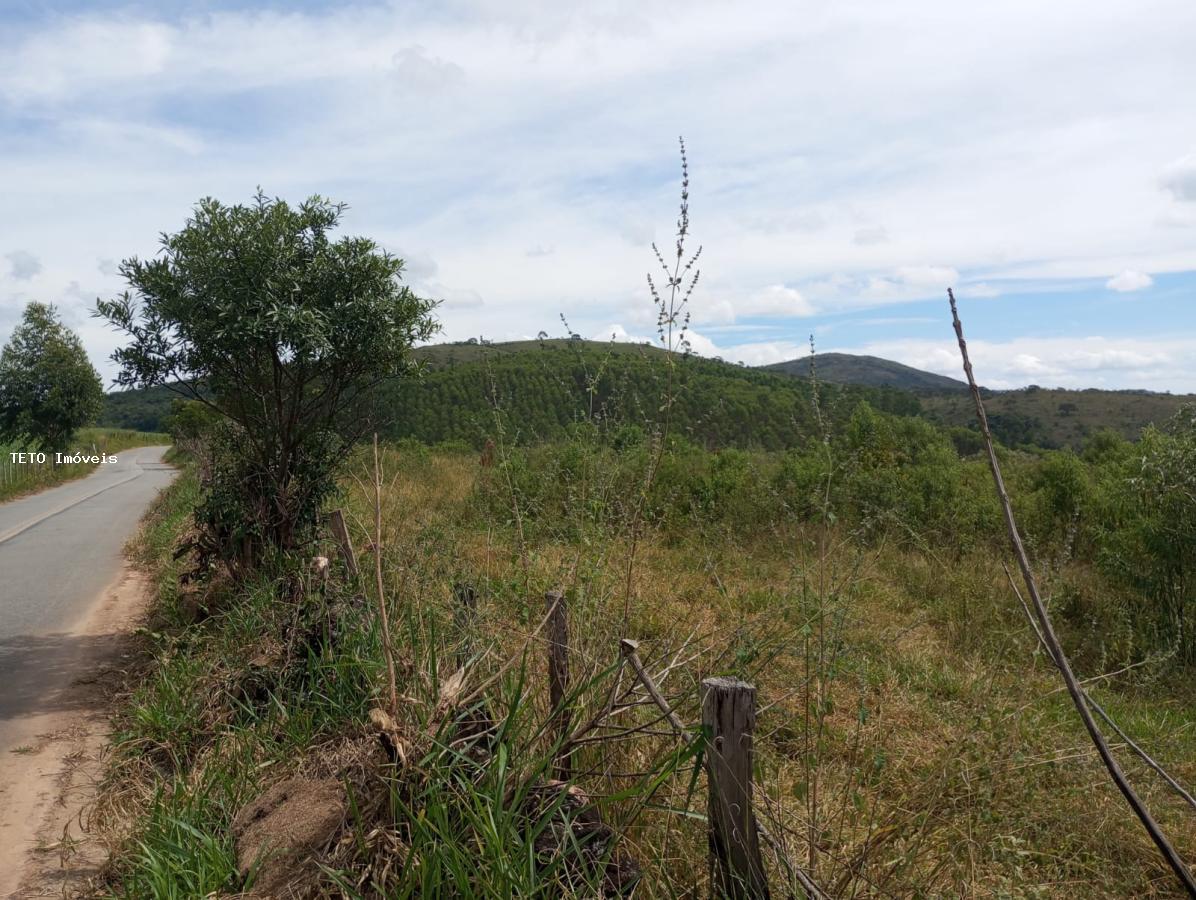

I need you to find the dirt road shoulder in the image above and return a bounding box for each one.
[1,564,152,898]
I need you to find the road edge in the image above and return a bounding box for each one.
[3,547,157,896]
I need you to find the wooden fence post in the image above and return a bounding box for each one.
[453,582,478,669]
[327,509,359,580]
[545,589,573,779]
[702,676,770,899]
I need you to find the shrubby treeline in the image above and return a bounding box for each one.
[481,398,1196,668]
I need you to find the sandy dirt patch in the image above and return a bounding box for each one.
[0,566,151,899]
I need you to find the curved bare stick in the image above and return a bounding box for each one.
[949,289,1195,896]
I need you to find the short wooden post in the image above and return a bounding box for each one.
[327,509,359,580]
[545,589,573,779]
[453,582,478,669]
[702,677,770,899]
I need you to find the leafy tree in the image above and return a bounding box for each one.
[164,398,221,443]
[96,191,437,562]
[0,302,103,451]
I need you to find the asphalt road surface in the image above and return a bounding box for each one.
[0,445,175,737]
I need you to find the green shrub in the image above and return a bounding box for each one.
[1092,407,1196,663]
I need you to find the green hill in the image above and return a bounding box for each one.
[100,340,921,449]
[383,340,922,448]
[100,383,182,433]
[765,352,969,393]
[99,340,1190,451]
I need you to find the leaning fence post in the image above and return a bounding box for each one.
[453,582,478,669]
[327,509,359,580]
[545,589,572,779]
[702,676,770,899]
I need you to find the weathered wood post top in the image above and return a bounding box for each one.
[702,676,770,899]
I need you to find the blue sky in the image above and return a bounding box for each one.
[1,0,1195,391]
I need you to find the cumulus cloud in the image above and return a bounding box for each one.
[1161,153,1196,203]
[391,247,439,282]
[838,336,1192,391]
[5,250,42,280]
[746,284,815,317]
[2,0,1196,388]
[583,330,1196,393]
[594,323,653,344]
[697,284,816,325]
[1106,269,1153,292]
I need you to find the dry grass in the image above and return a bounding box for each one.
[326,444,1196,896]
[84,444,1196,898]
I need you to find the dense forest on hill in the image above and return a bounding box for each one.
[382,341,921,448]
[99,382,177,432]
[98,339,1193,451]
[100,340,922,449]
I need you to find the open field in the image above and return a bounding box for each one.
[86,426,1196,897]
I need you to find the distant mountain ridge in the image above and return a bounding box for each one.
[98,339,1190,450]
[764,352,969,393]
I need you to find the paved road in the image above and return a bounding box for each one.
[0,445,176,723]
[0,445,176,896]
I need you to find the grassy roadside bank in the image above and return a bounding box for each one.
[85,443,1196,898]
[0,428,169,503]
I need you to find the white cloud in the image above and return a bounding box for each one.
[424,283,484,309]
[1,0,1196,388]
[853,225,888,245]
[5,250,41,280]
[891,266,959,291]
[718,340,810,367]
[745,284,816,317]
[390,247,439,282]
[800,265,959,309]
[838,335,1193,391]
[957,282,1001,298]
[579,330,1196,393]
[695,284,815,324]
[1106,269,1153,292]
[391,45,466,93]
[0,20,173,105]
[593,323,652,344]
[1161,152,1196,203]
